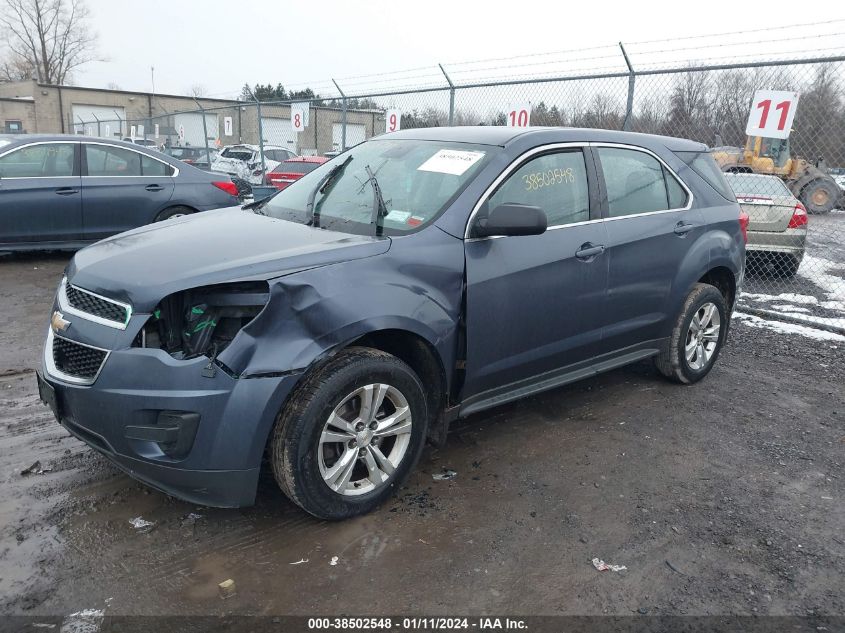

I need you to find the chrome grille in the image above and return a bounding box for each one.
[65,285,128,325]
[52,336,107,381]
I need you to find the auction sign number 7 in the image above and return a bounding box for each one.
[745,90,800,140]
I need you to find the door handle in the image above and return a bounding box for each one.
[674,221,696,235]
[145,184,164,192]
[55,187,79,196]
[575,243,606,260]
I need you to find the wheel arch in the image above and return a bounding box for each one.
[698,266,737,313]
[352,329,449,444]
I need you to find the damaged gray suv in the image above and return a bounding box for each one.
[37,127,745,519]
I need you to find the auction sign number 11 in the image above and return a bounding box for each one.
[745,90,800,140]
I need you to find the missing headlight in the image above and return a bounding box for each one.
[135,281,270,360]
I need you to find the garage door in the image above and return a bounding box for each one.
[72,105,126,137]
[261,117,298,153]
[332,123,366,151]
[173,113,219,147]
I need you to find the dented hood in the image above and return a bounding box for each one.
[67,207,391,311]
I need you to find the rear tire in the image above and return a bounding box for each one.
[655,283,728,384]
[270,347,428,520]
[154,206,194,222]
[800,178,838,215]
[776,254,801,278]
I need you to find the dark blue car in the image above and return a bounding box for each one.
[0,134,240,251]
[36,127,745,519]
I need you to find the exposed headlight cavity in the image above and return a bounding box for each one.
[136,281,270,359]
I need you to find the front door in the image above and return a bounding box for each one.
[81,143,175,240]
[463,147,608,407]
[0,142,82,244]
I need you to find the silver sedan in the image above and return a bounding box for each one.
[724,173,807,278]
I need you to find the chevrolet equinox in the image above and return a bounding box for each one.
[37,127,745,520]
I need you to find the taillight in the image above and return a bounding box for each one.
[739,211,749,244]
[787,202,808,229]
[212,181,238,197]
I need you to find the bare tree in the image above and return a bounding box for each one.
[0,0,97,85]
[105,81,121,91]
[0,56,34,81]
[187,83,207,98]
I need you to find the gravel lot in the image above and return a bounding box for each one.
[1,253,843,619]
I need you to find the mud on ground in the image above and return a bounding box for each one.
[0,254,843,617]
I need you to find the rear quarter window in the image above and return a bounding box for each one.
[675,151,736,202]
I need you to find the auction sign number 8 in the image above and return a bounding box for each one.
[745,90,799,140]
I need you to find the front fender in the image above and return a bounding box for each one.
[217,230,465,391]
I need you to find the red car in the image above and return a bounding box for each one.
[266,156,328,190]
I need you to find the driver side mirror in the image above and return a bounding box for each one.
[474,203,547,238]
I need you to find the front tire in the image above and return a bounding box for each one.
[270,347,428,520]
[154,205,194,222]
[655,283,728,384]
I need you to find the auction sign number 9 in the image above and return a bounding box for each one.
[385,109,402,133]
[745,90,800,140]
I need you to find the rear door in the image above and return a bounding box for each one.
[81,143,175,240]
[463,146,609,405]
[595,145,703,352]
[0,141,82,244]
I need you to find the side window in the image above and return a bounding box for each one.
[665,167,688,208]
[486,150,590,227]
[598,147,686,217]
[85,145,142,177]
[0,143,75,178]
[140,154,173,176]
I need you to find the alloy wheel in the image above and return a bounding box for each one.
[318,383,413,496]
[685,302,721,371]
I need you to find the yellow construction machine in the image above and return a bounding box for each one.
[712,136,840,214]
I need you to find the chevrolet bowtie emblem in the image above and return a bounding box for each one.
[51,311,70,333]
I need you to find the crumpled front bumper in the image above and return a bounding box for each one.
[40,337,301,507]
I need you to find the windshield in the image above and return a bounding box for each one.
[261,139,494,235]
[725,173,791,197]
[221,147,254,161]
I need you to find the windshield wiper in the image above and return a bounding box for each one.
[243,189,281,214]
[364,164,389,236]
[307,155,352,227]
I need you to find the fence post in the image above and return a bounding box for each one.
[619,42,635,131]
[92,113,101,137]
[333,79,347,152]
[245,87,266,178]
[439,63,456,126]
[113,110,124,137]
[193,98,212,171]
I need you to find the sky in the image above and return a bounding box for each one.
[74,0,845,99]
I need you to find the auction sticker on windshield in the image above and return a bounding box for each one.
[418,149,485,176]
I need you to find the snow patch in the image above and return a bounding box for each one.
[797,254,845,302]
[733,312,845,342]
[741,292,818,305]
[770,304,811,313]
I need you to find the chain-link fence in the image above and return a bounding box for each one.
[71,53,845,331]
